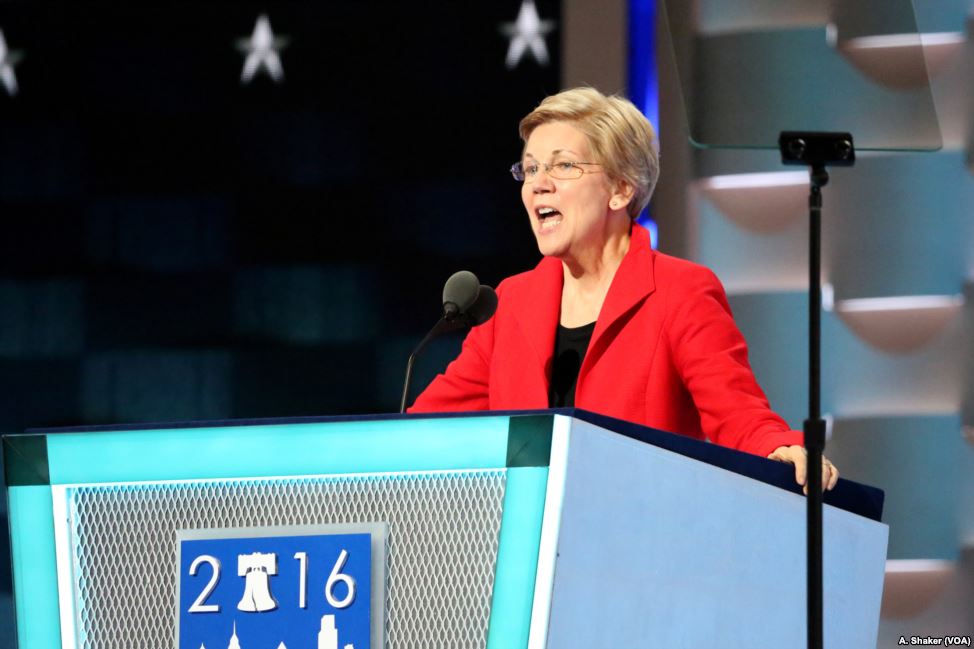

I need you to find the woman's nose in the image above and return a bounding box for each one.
[533,167,555,191]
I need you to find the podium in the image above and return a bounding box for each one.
[3,409,887,648]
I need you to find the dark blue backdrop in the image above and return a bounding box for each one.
[0,1,561,642]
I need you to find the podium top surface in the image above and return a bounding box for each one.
[5,408,883,522]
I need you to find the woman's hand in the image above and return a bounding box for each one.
[767,445,839,494]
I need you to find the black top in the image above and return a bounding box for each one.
[548,321,596,408]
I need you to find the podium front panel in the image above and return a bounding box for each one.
[5,414,554,649]
[62,471,505,647]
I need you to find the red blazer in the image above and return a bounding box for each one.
[410,225,803,457]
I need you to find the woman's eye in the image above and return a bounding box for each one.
[556,162,575,172]
[524,164,540,176]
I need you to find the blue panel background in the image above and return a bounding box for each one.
[628,0,659,245]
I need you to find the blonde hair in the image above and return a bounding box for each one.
[519,87,659,220]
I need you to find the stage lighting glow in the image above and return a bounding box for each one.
[885,559,955,573]
[636,214,658,250]
[702,171,809,190]
[843,32,964,50]
[836,294,963,313]
[629,0,658,248]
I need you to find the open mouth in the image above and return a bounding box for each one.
[536,206,563,231]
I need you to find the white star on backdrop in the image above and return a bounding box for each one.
[0,28,24,96]
[499,0,555,69]
[236,14,289,84]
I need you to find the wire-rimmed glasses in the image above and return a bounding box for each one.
[510,160,602,182]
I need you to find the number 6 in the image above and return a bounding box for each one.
[325,549,356,609]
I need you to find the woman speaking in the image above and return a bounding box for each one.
[410,87,837,493]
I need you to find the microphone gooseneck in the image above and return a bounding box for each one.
[400,272,497,413]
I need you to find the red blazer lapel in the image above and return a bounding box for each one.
[581,225,657,378]
[508,225,656,403]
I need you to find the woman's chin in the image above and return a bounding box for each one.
[535,239,568,258]
[533,224,569,256]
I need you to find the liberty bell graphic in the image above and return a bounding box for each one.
[237,552,279,612]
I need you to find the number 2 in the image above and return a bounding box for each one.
[188,555,221,613]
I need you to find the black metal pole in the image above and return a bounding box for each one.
[779,132,853,649]
[805,167,827,649]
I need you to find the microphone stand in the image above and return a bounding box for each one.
[399,316,464,413]
[778,131,855,649]
[399,277,497,414]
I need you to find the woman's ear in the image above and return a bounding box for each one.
[609,180,635,211]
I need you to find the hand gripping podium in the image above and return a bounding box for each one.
[3,410,887,648]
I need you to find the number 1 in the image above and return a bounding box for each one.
[294,552,308,609]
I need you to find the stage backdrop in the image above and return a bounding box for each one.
[0,1,561,644]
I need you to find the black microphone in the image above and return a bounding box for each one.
[464,284,498,326]
[442,270,481,321]
[400,273,497,413]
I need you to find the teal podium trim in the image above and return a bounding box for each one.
[7,486,61,649]
[486,466,549,647]
[43,415,516,485]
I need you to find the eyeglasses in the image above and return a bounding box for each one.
[510,160,602,182]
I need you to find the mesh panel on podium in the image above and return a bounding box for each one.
[66,470,507,649]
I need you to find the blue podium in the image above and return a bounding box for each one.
[3,409,887,648]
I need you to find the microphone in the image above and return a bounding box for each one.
[400,272,497,413]
[464,284,498,326]
[442,270,480,321]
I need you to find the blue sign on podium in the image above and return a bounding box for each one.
[175,524,386,649]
